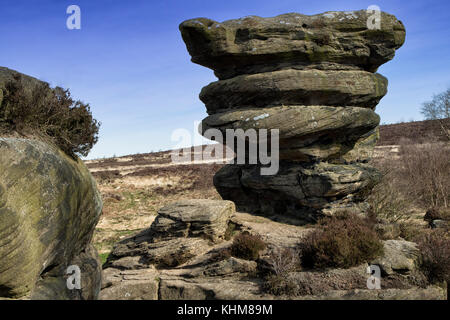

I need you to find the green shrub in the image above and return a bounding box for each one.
[299,212,384,269]
[230,232,266,261]
[417,230,450,284]
[99,252,110,265]
[0,74,100,157]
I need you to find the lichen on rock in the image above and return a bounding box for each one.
[0,137,102,299]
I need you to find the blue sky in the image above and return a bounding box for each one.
[0,0,449,159]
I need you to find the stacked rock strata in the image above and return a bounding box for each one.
[180,11,405,218]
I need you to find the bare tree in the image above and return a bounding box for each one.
[421,88,450,140]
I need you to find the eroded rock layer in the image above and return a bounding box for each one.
[180,11,405,218]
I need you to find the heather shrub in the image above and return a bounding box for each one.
[424,207,450,222]
[263,247,300,296]
[230,232,266,261]
[266,247,300,276]
[417,230,450,284]
[208,248,232,263]
[0,74,100,157]
[263,274,298,296]
[299,212,384,269]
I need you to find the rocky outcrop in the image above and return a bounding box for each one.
[0,137,102,299]
[104,200,235,270]
[180,10,405,218]
[101,199,247,299]
[151,200,235,243]
[100,203,445,300]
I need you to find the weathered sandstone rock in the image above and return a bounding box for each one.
[200,70,387,113]
[151,199,235,243]
[371,240,421,275]
[180,11,405,79]
[214,162,381,217]
[105,200,235,269]
[180,10,405,218]
[100,207,446,300]
[202,105,380,161]
[0,137,102,299]
[100,268,159,300]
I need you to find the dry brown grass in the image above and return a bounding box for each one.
[399,141,449,209]
[230,232,267,261]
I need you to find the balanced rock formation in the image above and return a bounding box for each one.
[0,69,103,299]
[180,10,405,218]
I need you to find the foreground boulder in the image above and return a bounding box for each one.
[0,138,102,299]
[180,10,405,218]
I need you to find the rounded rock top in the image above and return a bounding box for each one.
[179,10,406,79]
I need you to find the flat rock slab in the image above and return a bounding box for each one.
[161,256,257,279]
[231,212,312,248]
[180,11,405,79]
[200,70,387,113]
[100,267,446,300]
[100,268,159,300]
[159,276,269,300]
[107,237,212,269]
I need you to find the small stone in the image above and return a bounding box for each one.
[371,240,421,275]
